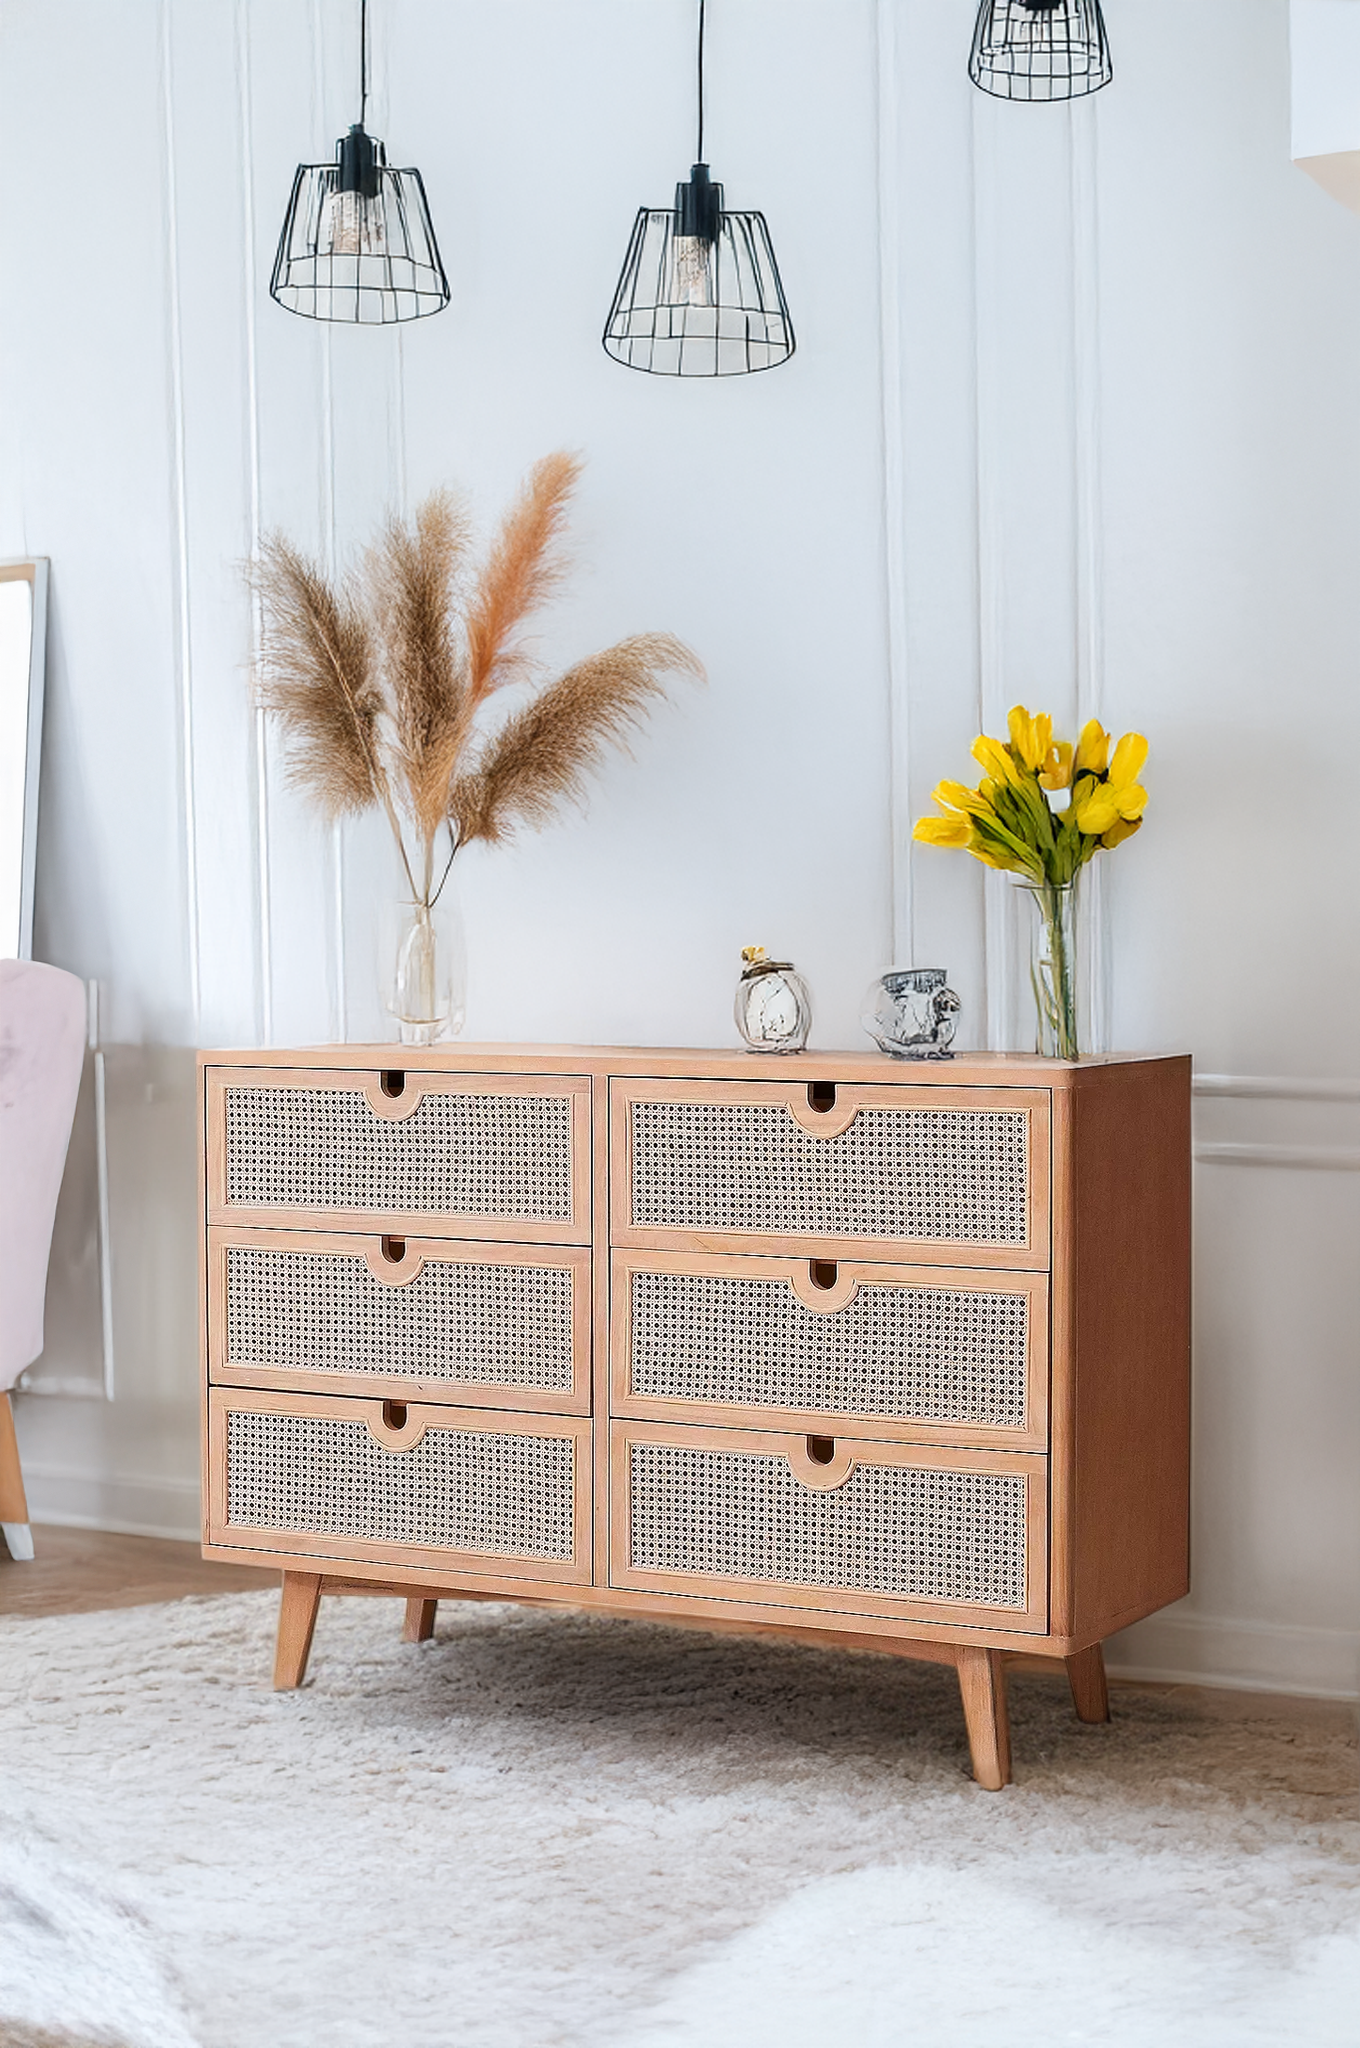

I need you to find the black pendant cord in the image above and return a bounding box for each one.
[359,0,369,129]
[696,0,706,162]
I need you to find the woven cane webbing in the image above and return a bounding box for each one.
[225,1246,574,1390]
[629,1101,1029,1244]
[629,1442,1026,1607]
[630,1270,1028,1427]
[226,1410,575,1559]
[224,1086,574,1220]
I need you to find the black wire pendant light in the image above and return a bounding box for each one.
[271,0,449,324]
[603,0,793,377]
[969,0,1112,103]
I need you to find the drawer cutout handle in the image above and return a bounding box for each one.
[366,1401,427,1453]
[364,1239,426,1286]
[787,1085,859,1140]
[787,1435,857,1491]
[789,1260,859,1313]
[360,1072,427,1122]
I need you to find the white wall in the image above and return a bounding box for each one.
[2,0,1356,1699]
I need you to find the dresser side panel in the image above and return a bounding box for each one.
[1066,1059,1192,1639]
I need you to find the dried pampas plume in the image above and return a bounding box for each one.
[250,456,702,906]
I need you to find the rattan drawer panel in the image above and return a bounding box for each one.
[610,1079,1049,1265]
[208,1230,590,1411]
[611,1251,1048,1448]
[206,1067,591,1241]
[610,1422,1046,1631]
[207,1391,591,1583]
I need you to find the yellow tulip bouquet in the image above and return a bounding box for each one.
[913,706,1149,1058]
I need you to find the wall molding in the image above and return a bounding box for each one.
[21,1462,201,1544]
[876,0,913,970]
[1195,1142,1360,1172]
[1193,1073,1360,1102]
[1107,1609,1360,1702]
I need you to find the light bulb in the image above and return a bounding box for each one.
[322,187,388,258]
[667,234,715,308]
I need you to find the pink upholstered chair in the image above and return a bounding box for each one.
[0,959,86,1560]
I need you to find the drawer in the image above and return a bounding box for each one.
[610,1250,1048,1449]
[207,1390,591,1584]
[609,1078,1049,1266]
[206,1067,591,1242]
[209,1229,590,1412]
[609,1422,1047,1631]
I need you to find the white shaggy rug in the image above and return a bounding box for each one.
[0,1592,1356,2048]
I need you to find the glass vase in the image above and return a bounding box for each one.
[382,891,467,1047]
[734,954,812,1053]
[1021,879,1081,1059]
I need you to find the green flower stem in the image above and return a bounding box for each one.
[1026,880,1079,1060]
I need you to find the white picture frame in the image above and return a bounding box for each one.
[0,558,49,961]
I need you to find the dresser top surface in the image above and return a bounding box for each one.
[199,1043,1191,1090]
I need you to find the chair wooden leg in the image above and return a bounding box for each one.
[957,1647,1012,1789]
[402,1597,438,1643]
[273,1572,323,1690]
[0,1392,33,1563]
[1066,1642,1111,1724]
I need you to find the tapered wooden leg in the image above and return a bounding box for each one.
[0,1393,33,1563]
[273,1572,323,1690]
[957,1647,1012,1789]
[402,1597,438,1643]
[1066,1643,1110,1724]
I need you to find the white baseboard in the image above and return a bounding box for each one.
[21,1462,201,1544]
[1107,1609,1360,1702]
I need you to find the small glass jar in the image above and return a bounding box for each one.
[734,946,812,1054]
[861,967,960,1059]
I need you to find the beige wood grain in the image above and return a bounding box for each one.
[608,1076,1051,1268]
[0,1394,30,1525]
[1065,1059,1192,1641]
[402,1597,438,1642]
[608,1247,1050,1450]
[607,1421,1048,1634]
[200,1538,1102,1655]
[197,1045,1150,1083]
[273,1571,322,1689]
[206,1227,592,1412]
[1065,1642,1110,1723]
[957,1645,1012,1788]
[205,1066,591,1243]
[590,1073,610,1587]
[206,1389,593,1587]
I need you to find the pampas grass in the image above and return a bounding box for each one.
[251,457,700,907]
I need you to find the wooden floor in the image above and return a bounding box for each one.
[0,1524,277,1619]
[1,1529,1354,1736]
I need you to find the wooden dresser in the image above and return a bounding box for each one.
[198,1044,1190,1788]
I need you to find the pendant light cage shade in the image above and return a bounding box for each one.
[969,0,1112,102]
[603,197,794,378]
[270,130,450,324]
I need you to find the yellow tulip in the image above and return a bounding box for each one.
[1075,779,1147,835]
[934,778,992,817]
[1007,705,1052,775]
[913,814,972,848]
[1101,815,1142,850]
[1073,784,1121,835]
[1040,741,1073,791]
[1075,719,1109,776]
[972,733,1021,786]
[1108,731,1149,791]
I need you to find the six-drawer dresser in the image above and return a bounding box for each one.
[198,1044,1191,1788]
